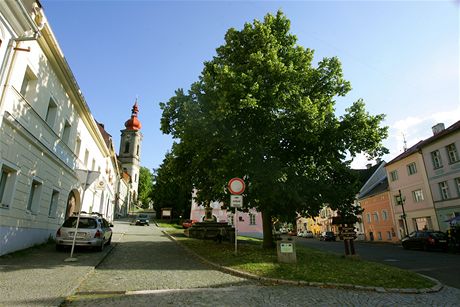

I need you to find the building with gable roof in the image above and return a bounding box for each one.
[358,161,398,242]
[418,121,460,231]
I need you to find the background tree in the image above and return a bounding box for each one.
[138,166,154,209]
[151,149,193,219]
[160,11,388,248]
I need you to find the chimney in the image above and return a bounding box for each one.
[366,163,372,169]
[432,123,445,135]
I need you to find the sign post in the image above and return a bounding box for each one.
[228,178,245,256]
[65,169,100,262]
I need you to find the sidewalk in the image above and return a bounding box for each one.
[0,232,122,306]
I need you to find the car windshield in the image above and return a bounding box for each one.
[326,232,334,235]
[429,232,446,239]
[138,214,148,218]
[62,217,97,229]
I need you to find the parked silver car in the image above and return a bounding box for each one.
[297,230,314,238]
[55,213,113,251]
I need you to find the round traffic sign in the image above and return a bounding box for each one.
[228,178,245,195]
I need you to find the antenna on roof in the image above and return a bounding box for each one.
[402,133,407,152]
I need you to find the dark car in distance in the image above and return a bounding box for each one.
[320,231,336,241]
[132,214,150,226]
[402,230,448,251]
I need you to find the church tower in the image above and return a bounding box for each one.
[119,100,142,202]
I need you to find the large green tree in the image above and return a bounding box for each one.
[138,166,154,208]
[160,11,388,248]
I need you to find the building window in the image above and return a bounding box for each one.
[414,217,432,231]
[84,149,89,167]
[382,210,388,221]
[45,98,57,128]
[27,179,42,213]
[390,170,398,182]
[394,195,401,206]
[431,150,443,169]
[62,120,71,144]
[377,232,382,240]
[439,181,450,200]
[373,212,379,222]
[75,137,81,156]
[407,162,417,175]
[19,67,37,100]
[386,231,392,240]
[91,159,96,171]
[124,142,130,153]
[0,164,17,208]
[249,213,256,225]
[412,189,424,202]
[136,144,140,156]
[456,178,460,196]
[446,143,459,164]
[366,213,371,223]
[48,190,59,217]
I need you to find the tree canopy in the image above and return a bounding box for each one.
[150,150,193,219]
[138,166,154,208]
[159,11,388,247]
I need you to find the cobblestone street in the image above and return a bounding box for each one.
[64,221,460,306]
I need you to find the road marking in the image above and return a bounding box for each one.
[383,259,400,262]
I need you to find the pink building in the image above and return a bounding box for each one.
[190,198,264,238]
[385,142,438,239]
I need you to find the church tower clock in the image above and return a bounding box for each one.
[119,100,142,202]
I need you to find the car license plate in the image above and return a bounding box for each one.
[68,232,87,239]
[439,240,447,243]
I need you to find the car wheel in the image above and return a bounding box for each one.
[423,244,430,251]
[107,235,112,246]
[402,243,409,250]
[146,223,149,226]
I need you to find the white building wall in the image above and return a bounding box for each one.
[0,1,119,255]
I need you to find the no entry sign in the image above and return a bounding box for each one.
[228,178,245,195]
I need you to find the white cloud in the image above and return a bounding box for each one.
[388,105,460,157]
[350,105,460,169]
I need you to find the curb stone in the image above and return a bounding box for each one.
[59,233,124,306]
[162,230,444,294]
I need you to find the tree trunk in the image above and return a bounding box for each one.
[262,209,275,249]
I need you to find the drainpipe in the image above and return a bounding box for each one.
[15,0,41,34]
[0,0,41,113]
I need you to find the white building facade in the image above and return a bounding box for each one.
[0,1,130,255]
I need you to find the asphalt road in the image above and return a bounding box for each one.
[294,237,460,289]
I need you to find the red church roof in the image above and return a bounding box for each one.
[124,100,142,130]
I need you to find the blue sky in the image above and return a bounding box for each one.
[41,0,459,171]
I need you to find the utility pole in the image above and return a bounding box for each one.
[398,189,409,237]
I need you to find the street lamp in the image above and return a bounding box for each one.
[396,189,409,237]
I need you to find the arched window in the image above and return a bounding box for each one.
[136,145,140,156]
[124,141,130,153]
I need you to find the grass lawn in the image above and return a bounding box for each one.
[161,225,434,289]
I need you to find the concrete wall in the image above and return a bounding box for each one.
[190,199,263,237]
